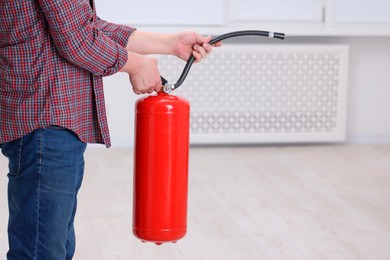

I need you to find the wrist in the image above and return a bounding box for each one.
[165,33,178,56]
[120,51,141,75]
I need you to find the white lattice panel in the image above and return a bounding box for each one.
[157,44,349,144]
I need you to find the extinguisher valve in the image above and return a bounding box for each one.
[163,83,175,94]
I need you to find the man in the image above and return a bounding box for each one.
[0,0,219,259]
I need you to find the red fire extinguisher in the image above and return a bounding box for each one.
[133,92,190,245]
[132,30,285,245]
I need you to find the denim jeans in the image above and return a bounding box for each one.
[1,127,87,260]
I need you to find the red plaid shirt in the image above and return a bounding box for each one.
[0,0,135,147]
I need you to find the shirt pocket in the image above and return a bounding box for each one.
[0,42,42,95]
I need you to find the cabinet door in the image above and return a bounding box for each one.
[336,0,390,23]
[231,0,324,22]
[94,0,224,25]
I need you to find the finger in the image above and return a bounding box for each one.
[202,43,212,54]
[140,86,150,94]
[193,44,207,59]
[192,51,201,63]
[133,87,141,95]
[155,84,162,93]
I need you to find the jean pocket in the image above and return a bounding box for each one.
[1,138,23,177]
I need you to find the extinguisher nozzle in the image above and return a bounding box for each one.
[268,31,285,40]
[274,32,286,40]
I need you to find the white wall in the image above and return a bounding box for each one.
[102,36,390,147]
[344,37,390,143]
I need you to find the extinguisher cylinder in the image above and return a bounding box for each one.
[133,92,190,245]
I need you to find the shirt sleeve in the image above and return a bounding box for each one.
[95,17,136,47]
[38,0,131,77]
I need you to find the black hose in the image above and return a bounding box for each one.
[161,30,285,92]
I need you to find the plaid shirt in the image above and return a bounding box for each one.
[0,0,135,147]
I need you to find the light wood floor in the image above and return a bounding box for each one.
[1,144,390,259]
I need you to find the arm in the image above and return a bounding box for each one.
[125,31,175,55]
[126,30,222,63]
[95,17,136,47]
[38,0,130,76]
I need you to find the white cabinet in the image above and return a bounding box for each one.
[336,0,390,23]
[93,0,390,36]
[230,0,324,22]
[94,0,224,25]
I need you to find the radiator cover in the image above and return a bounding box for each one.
[157,44,349,144]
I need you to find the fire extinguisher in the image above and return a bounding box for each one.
[132,30,285,245]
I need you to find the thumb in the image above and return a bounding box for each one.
[196,34,212,44]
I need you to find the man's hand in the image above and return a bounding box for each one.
[120,51,162,94]
[173,32,222,62]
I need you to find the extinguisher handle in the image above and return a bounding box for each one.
[160,76,168,86]
[160,30,285,94]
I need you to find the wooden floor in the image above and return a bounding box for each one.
[1,144,390,259]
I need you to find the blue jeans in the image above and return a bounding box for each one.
[1,127,87,260]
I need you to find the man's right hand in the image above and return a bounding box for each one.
[120,51,162,94]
